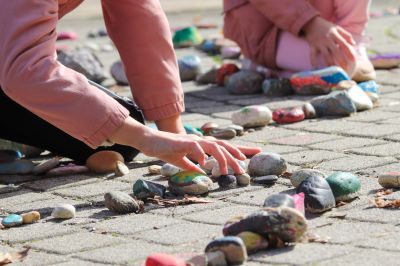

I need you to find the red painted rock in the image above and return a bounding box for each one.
[57,31,78,41]
[201,122,219,135]
[145,253,186,266]
[216,64,240,86]
[272,107,305,124]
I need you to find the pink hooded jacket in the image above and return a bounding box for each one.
[0,0,184,148]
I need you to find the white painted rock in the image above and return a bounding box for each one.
[347,84,373,111]
[160,163,181,177]
[231,105,272,128]
[248,152,287,177]
[51,204,76,219]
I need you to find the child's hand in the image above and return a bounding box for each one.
[303,16,356,70]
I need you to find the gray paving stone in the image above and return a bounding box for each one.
[319,248,400,266]
[148,200,229,217]
[53,180,130,198]
[0,222,79,244]
[183,118,231,128]
[187,87,257,102]
[383,133,400,141]
[30,231,123,255]
[51,259,107,266]
[208,184,262,199]
[94,213,177,235]
[190,105,242,116]
[308,137,386,151]
[357,233,400,252]
[239,126,300,143]
[344,124,400,138]
[316,155,396,171]
[0,184,21,194]
[349,142,400,157]
[11,250,69,266]
[134,221,221,245]
[23,175,100,192]
[183,204,260,225]
[270,132,340,146]
[227,184,294,206]
[361,162,400,176]
[283,150,346,166]
[284,120,370,134]
[345,110,399,122]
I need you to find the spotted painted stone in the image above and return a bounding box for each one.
[326,172,361,202]
[168,171,213,195]
[231,105,272,128]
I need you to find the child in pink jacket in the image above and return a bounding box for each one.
[223,0,375,82]
[0,0,260,174]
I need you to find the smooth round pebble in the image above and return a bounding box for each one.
[86,151,124,174]
[148,165,162,175]
[231,105,272,128]
[1,214,23,228]
[326,172,361,202]
[252,175,278,185]
[263,194,295,208]
[205,236,248,265]
[235,173,251,186]
[21,211,41,224]
[104,191,142,214]
[209,128,236,139]
[291,169,326,188]
[160,163,181,177]
[52,204,76,219]
[302,103,317,119]
[226,70,263,95]
[248,152,287,177]
[378,172,400,188]
[218,175,237,189]
[114,161,129,177]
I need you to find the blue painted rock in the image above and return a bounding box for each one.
[302,103,317,119]
[248,152,287,177]
[223,207,307,243]
[86,151,124,174]
[310,91,356,116]
[0,159,35,174]
[168,171,213,195]
[178,55,201,81]
[32,157,60,175]
[145,253,186,266]
[58,48,106,83]
[184,124,203,136]
[291,169,326,188]
[132,179,166,200]
[235,173,251,186]
[51,204,76,219]
[221,46,241,59]
[173,26,203,48]
[378,172,400,188]
[104,191,142,214]
[358,80,380,103]
[262,78,294,97]
[231,105,272,128]
[237,231,269,254]
[110,60,129,85]
[218,175,237,189]
[272,107,305,124]
[196,66,218,84]
[209,128,236,140]
[1,214,23,228]
[370,53,400,69]
[263,194,295,209]
[296,176,336,213]
[252,175,279,185]
[0,150,22,163]
[326,172,361,202]
[292,66,350,85]
[205,236,248,265]
[226,70,263,95]
[21,211,41,224]
[161,163,181,177]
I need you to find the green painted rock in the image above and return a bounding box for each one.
[291,169,326,188]
[132,179,166,200]
[1,214,23,228]
[378,172,400,188]
[173,26,203,48]
[326,172,361,202]
[205,236,248,265]
[248,152,287,177]
[168,171,213,195]
[237,231,269,254]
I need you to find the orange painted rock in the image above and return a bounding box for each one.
[86,151,124,173]
[272,107,305,124]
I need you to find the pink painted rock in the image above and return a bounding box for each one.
[145,253,186,266]
[272,107,305,124]
[57,31,78,41]
[292,193,305,215]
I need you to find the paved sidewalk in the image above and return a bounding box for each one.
[1,2,400,266]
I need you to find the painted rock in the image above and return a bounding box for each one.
[0,140,43,157]
[115,161,130,177]
[262,78,294,97]
[221,46,241,59]
[86,151,124,174]
[223,207,307,243]
[178,55,201,81]
[211,160,246,177]
[57,31,78,41]
[168,171,213,195]
[0,159,35,174]
[326,172,361,202]
[161,163,181,177]
[46,164,89,176]
[292,193,305,215]
[370,53,400,69]
[292,66,350,85]
[335,80,355,90]
[248,152,287,177]
[199,39,218,54]
[237,231,269,254]
[196,65,218,84]
[1,214,23,228]
[110,60,129,85]
[272,107,305,124]
[302,103,317,119]
[310,91,357,116]
[58,48,106,83]
[201,122,219,135]
[226,70,263,95]
[21,211,41,224]
[173,26,203,48]
[209,128,236,140]
[378,172,400,188]
[32,157,60,175]
[231,105,272,128]
[0,150,22,163]
[148,165,162,175]
[216,64,240,86]
[205,236,248,265]
[263,194,295,208]
[347,84,373,111]
[184,124,203,136]
[358,80,380,103]
[205,251,227,266]
[296,176,336,213]
[226,125,245,136]
[51,204,76,219]
[291,169,326,188]
[132,179,166,200]
[235,173,251,186]
[290,76,331,95]
[218,175,237,189]
[104,191,142,214]
[252,175,279,185]
[145,253,186,266]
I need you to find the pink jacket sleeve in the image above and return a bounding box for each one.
[0,0,129,148]
[248,0,320,35]
[101,0,185,121]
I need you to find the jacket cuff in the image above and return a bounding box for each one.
[142,99,185,122]
[290,3,320,36]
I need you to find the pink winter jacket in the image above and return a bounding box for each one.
[0,0,184,148]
